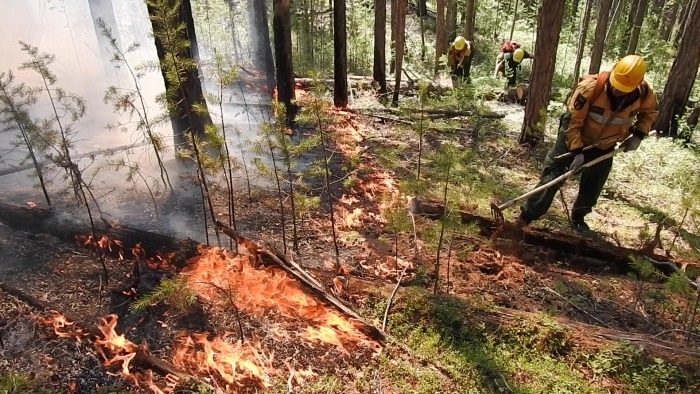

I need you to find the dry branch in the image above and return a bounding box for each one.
[407,196,690,277]
[0,282,198,383]
[214,220,387,344]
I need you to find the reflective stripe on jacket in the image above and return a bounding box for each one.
[565,76,658,151]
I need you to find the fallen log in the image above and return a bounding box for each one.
[406,196,694,278]
[294,77,452,95]
[481,84,529,104]
[380,107,506,119]
[0,201,188,259]
[0,282,200,384]
[214,220,387,344]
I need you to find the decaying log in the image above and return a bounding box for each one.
[214,220,387,344]
[0,282,199,383]
[0,202,188,258]
[293,76,452,95]
[481,84,529,104]
[407,196,694,278]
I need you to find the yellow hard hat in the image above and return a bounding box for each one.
[454,36,467,51]
[513,48,525,63]
[610,55,646,93]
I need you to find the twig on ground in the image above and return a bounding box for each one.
[194,281,245,343]
[543,286,612,328]
[382,264,410,332]
[653,328,700,340]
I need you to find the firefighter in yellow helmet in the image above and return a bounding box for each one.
[517,55,658,234]
[494,47,534,87]
[448,36,473,82]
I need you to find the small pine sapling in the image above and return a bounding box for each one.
[664,272,699,344]
[98,18,172,192]
[382,195,412,277]
[129,277,196,313]
[0,71,51,207]
[628,255,662,314]
[19,43,109,284]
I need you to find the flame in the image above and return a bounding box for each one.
[37,310,86,343]
[182,247,378,352]
[172,333,274,389]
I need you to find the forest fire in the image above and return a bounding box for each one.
[38,311,86,343]
[172,333,275,389]
[182,246,379,353]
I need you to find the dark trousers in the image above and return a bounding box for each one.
[452,56,472,81]
[520,123,614,223]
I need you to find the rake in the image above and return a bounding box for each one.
[491,147,625,226]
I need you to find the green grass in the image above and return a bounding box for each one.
[0,374,51,394]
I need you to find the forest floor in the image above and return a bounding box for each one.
[2,87,700,394]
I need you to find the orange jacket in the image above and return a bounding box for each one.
[448,42,471,68]
[565,76,658,151]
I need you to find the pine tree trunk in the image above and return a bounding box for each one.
[146,0,212,137]
[605,0,623,45]
[654,0,700,138]
[373,0,388,93]
[661,1,679,41]
[88,0,119,78]
[446,0,458,43]
[435,0,446,74]
[574,0,594,82]
[392,0,407,105]
[391,0,397,72]
[619,0,641,56]
[626,0,648,54]
[181,0,200,61]
[648,0,666,31]
[509,0,520,41]
[251,0,275,89]
[674,0,691,46]
[519,0,566,147]
[463,0,476,39]
[273,0,296,123]
[588,0,613,74]
[418,0,428,16]
[334,0,348,107]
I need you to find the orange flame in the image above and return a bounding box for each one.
[173,333,274,389]
[182,247,379,353]
[37,310,86,343]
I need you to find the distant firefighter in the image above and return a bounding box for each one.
[494,40,534,87]
[448,36,474,83]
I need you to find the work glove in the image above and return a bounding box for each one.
[569,153,585,173]
[621,129,644,152]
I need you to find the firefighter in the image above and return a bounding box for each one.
[494,47,533,87]
[448,36,473,82]
[517,54,658,234]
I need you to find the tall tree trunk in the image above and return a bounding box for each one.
[661,0,679,41]
[509,0,520,41]
[251,0,275,90]
[619,0,641,57]
[391,0,397,72]
[588,0,613,74]
[88,0,119,78]
[605,0,624,45]
[463,0,476,40]
[181,0,200,61]
[519,0,566,147]
[418,0,428,16]
[446,0,458,43]
[146,0,212,137]
[649,0,666,31]
[626,0,648,54]
[574,0,594,82]
[435,0,447,74]
[273,0,296,123]
[334,0,348,107]
[654,0,700,138]
[373,0,388,93]
[392,0,407,106]
[674,0,691,46]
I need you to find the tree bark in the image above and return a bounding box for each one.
[626,0,649,55]
[251,0,275,89]
[446,0,458,43]
[573,0,594,83]
[273,0,297,123]
[333,0,348,107]
[519,0,565,147]
[373,0,388,94]
[588,0,614,74]
[463,0,476,40]
[509,0,520,41]
[435,0,447,74]
[391,0,397,72]
[605,0,624,45]
[661,1,679,41]
[654,0,700,138]
[392,0,407,105]
[88,0,119,78]
[648,0,666,31]
[674,0,692,46]
[619,0,641,56]
[146,0,212,137]
[417,0,428,16]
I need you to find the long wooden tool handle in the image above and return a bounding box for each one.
[498,148,623,210]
